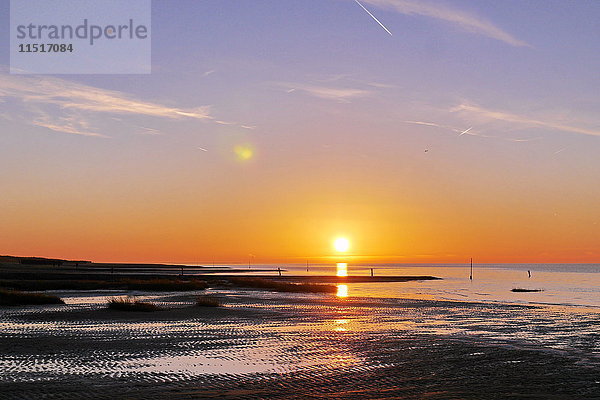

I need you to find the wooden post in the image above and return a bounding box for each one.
[469,258,473,281]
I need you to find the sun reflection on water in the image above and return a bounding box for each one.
[336,284,348,298]
[334,319,349,332]
[336,263,348,277]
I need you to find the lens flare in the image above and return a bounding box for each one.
[234,144,254,161]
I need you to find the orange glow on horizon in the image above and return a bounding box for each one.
[1,165,598,264]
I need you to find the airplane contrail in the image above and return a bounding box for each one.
[459,127,473,136]
[354,0,393,36]
[554,145,572,155]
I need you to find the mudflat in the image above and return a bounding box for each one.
[1,289,599,400]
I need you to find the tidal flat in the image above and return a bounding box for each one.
[1,288,599,400]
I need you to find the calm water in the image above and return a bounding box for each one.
[238,263,600,308]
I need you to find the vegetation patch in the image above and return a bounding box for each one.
[107,296,162,312]
[0,288,65,305]
[227,277,336,293]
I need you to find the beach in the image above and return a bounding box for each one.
[1,266,600,399]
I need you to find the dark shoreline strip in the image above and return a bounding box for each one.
[250,275,441,283]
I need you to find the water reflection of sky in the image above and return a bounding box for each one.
[290,263,600,308]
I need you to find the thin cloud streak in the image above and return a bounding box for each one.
[281,82,371,102]
[359,0,530,47]
[0,71,244,137]
[136,127,162,135]
[453,103,600,137]
[33,116,108,138]
[403,120,444,128]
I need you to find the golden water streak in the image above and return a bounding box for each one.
[336,262,348,277]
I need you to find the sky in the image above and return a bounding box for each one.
[0,0,599,264]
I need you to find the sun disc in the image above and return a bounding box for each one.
[333,237,350,252]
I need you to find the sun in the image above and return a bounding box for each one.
[333,237,350,253]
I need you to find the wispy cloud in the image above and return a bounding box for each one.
[452,103,600,137]
[404,120,452,129]
[365,81,396,89]
[0,71,244,137]
[33,113,107,138]
[359,0,530,47]
[281,82,371,103]
[308,73,396,89]
[136,127,162,135]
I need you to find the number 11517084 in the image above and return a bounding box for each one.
[18,43,74,53]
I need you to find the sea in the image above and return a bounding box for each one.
[224,263,600,308]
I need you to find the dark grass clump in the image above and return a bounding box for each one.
[107,296,162,312]
[0,288,65,305]
[511,288,544,293]
[227,277,336,293]
[196,295,221,307]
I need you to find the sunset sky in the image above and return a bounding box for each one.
[1,0,599,264]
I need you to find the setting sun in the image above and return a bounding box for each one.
[333,237,350,253]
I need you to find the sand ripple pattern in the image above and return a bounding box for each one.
[1,290,599,399]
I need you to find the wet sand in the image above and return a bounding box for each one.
[1,290,599,399]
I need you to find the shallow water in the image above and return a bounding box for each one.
[244,263,600,308]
